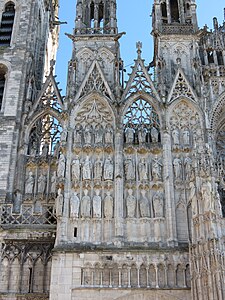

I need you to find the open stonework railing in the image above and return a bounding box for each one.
[0,204,57,226]
[75,27,117,35]
[161,24,194,35]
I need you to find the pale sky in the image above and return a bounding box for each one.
[55,0,225,94]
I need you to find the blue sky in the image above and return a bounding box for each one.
[55,0,225,94]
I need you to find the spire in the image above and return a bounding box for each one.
[75,0,118,35]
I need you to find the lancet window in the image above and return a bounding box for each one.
[27,114,62,157]
[0,2,15,46]
[0,64,7,110]
[170,0,179,23]
[123,99,160,145]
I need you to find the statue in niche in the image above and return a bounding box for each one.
[189,181,198,216]
[139,189,150,218]
[84,124,92,145]
[74,124,83,144]
[94,156,103,180]
[138,126,146,144]
[153,191,164,218]
[94,124,104,144]
[151,127,159,143]
[57,153,66,178]
[214,184,222,217]
[104,191,113,218]
[184,157,192,181]
[103,156,114,180]
[82,156,92,180]
[80,189,91,218]
[71,156,81,181]
[201,180,212,212]
[126,189,136,218]
[56,188,64,217]
[183,128,190,146]
[53,141,60,158]
[60,129,67,146]
[125,126,134,144]
[70,191,80,218]
[29,143,37,157]
[105,126,113,144]
[151,157,162,181]
[172,128,180,146]
[50,171,57,193]
[138,157,148,181]
[173,157,182,180]
[38,173,47,194]
[124,156,135,180]
[25,171,35,194]
[41,143,49,157]
[93,189,102,218]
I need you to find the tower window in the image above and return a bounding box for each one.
[161,2,168,23]
[207,50,214,64]
[0,2,15,47]
[217,51,224,66]
[170,0,179,23]
[0,64,7,110]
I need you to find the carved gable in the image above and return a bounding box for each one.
[168,69,196,103]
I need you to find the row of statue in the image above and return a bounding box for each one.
[171,127,191,148]
[72,124,114,146]
[126,189,164,218]
[25,170,57,195]
[173,156,193,181]
[124,156,163,181]
[124,126,160,144]
[56,189,114,219]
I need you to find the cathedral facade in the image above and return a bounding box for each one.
[0,0,225,299]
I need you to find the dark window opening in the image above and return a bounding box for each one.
[207,50,214,64]
[170,0,180,23]
[90,1,94,28]
[217,51,224,66]
[0,64,7,110]
[0,2,15,47]
[28,267,33,293]
[199,49,205,65]
[161,2,168,23]
[74,227,78,238]
[99,1,104,27]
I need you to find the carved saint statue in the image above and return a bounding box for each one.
[153,191,164,218]
[70,191,80,218]
[151,157,162,181]
[139,190,150,218]
[94,157,103,180]
[126,189,136,218]
[82,156,92,180]
[103,156,114,180]
[138,126,146,144]
[104,191,113,218]
[84,125,92,145]
[125,126,134,144]
[201,180,212,212]
[74,124,83,144]
[184,157,192,181]
[189,181,198,216]
[183,128,190,146]
[25,171,35,194]
[151,127,159,143]
[124,156,135,180]
[172,128,180,146]
[41,143,49,157]
[38,173,47,194]
[50,171,57,193]
[56,188,64,217]
[93,189,102,218]
[60,129,67,145]
[57,153,66,178]
[173,157,182,180]
[105,126,113,144]
[138,157,148,181]
[94,125,104,144]
[80,189,91,218]
[71,156,81,181]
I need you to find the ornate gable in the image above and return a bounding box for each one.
[122,42,160,102]
[168,69,197,103]
[75,61,114,102]
[27,61,64,119]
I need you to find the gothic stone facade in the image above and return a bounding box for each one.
[0,0,225,300]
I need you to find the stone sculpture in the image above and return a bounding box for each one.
[126,189,136,218]
[93,189,102,218]
[104,191,113,218]
[70,191,80,218]
[81,189,91,218]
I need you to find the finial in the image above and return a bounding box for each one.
[50,60,56,73]
[136,41,142,57]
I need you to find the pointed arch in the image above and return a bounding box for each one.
[0,1,15,46]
